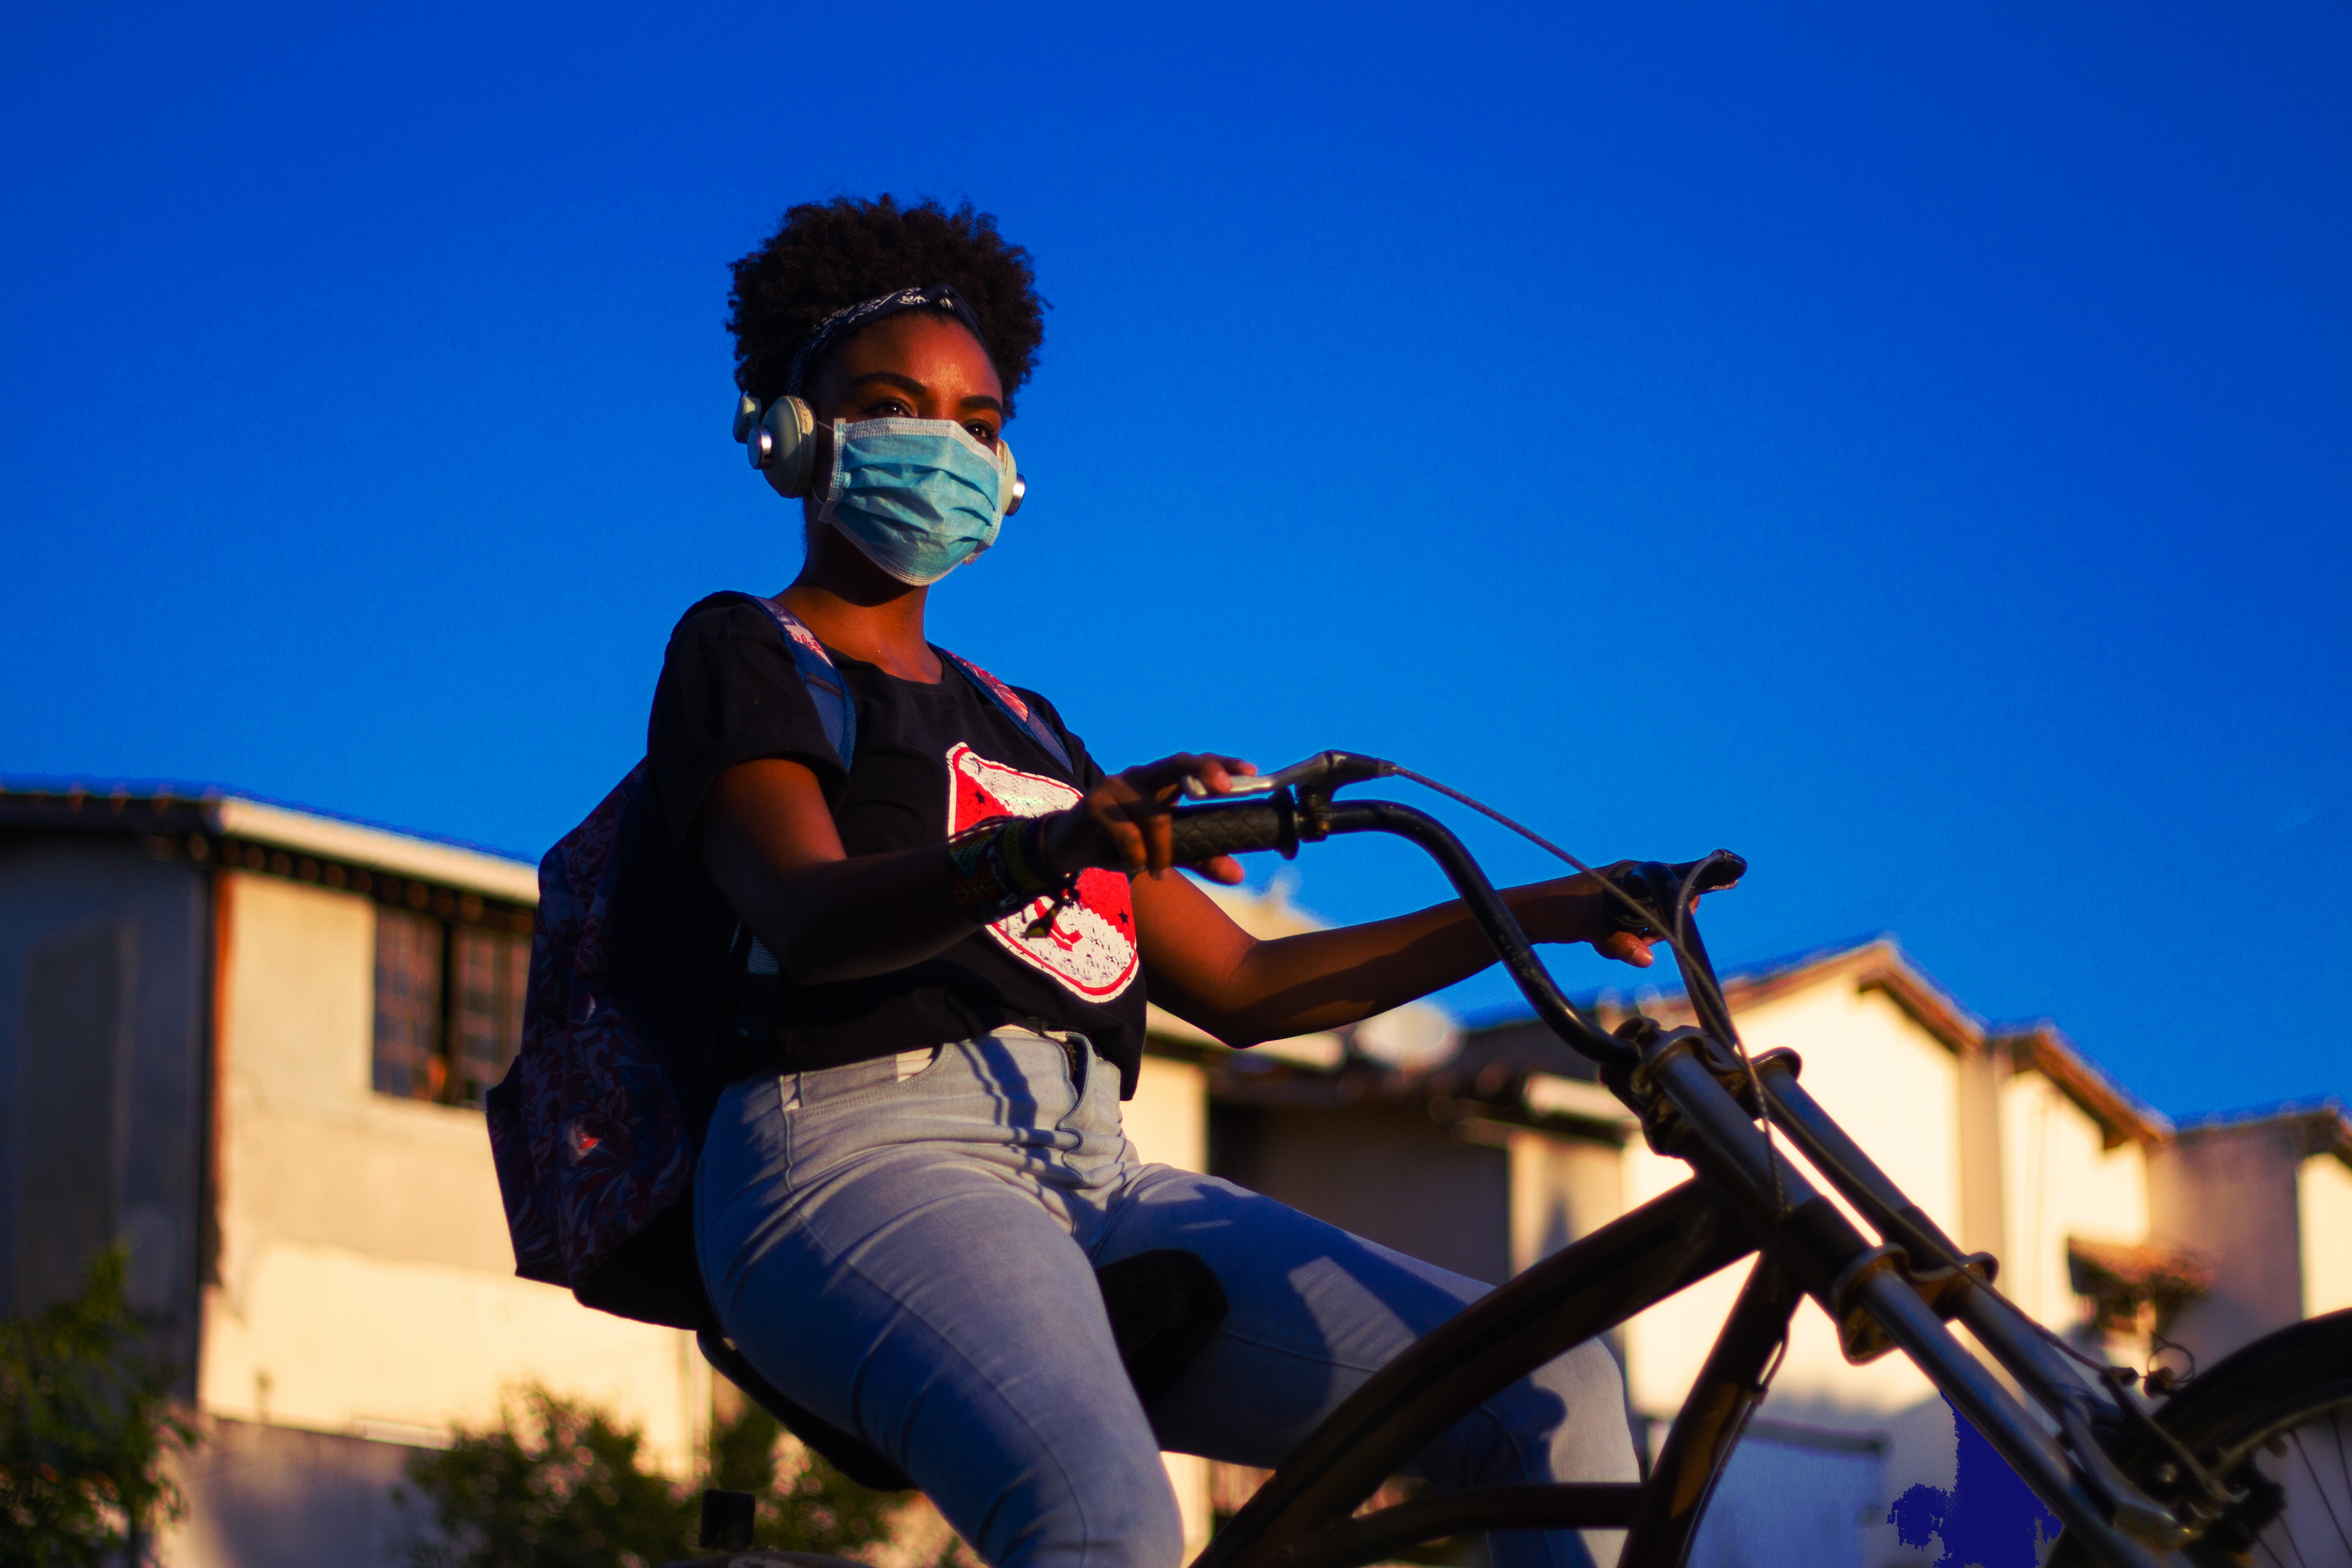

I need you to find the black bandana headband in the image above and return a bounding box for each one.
[784,283,987,397]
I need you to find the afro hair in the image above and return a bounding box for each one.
[727,195,1047,413]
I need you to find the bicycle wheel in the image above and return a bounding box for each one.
[2053,1309,2352,1568]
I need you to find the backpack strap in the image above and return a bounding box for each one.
[940,649,1073,774]
[733,590,1060,781]
[746,594,857,774]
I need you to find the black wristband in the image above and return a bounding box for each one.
[945,816,1074,926]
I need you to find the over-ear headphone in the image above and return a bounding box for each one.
[732,395,1026,516]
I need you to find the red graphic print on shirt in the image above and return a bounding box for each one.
[944,743,1140,1001]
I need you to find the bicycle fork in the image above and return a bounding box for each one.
[1626,1027,2193,1568]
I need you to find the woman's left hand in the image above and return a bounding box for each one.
[1509,862,1695,969]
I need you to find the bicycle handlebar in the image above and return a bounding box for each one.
[1168,796,1299,864]
[1168,787,1743,997]
[1169,795,1743,911]
[1165,788,1731,1070]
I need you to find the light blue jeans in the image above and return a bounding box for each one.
[695,1027,1636,1568]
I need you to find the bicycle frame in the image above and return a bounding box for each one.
[1181,793,2200,1568]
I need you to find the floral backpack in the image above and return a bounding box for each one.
[485,593,1068,1328]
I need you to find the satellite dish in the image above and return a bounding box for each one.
[1350,1001,1460,1074]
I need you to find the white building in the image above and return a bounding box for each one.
[1203,931,2352,1567]
[0,785,708,1566]
[3,782,2345,1568]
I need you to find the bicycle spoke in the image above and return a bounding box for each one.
[2336,1409,2351,1536]
[2273,1502,2314,1568]
[2290,1429,2352,1553]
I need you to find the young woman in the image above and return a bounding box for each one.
[645,197,1671,1568]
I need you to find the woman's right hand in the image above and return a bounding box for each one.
[1043,753,1257,885]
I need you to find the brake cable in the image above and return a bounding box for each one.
[1362,766,1791,1232]
[1381,769,1741,1031]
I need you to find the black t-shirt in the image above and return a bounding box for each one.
[610,597,1150,1097]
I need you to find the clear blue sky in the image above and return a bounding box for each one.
[4,3,2344,1119]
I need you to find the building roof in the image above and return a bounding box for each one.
[2172,1098,2352,1170]
[1148,928,2187,1149]
[0,778,540,904]
[1464,935,2174,1150]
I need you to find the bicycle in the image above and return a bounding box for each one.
[673,752,2352,1568]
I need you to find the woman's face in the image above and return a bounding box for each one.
[803,311,1006,450]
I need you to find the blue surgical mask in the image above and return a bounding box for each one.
[813,418,1011,586]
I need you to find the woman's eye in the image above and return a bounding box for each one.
[968,425,996,444]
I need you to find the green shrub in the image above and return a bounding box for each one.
[704,1405,894,1560]
[395,1385,902,1567]
[0,1247,193,1568]
[395,1389,695,1568]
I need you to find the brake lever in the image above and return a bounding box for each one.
[1606,854,1749,936]
[1180,750,1396,801]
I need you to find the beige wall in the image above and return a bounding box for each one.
[1617,1126,1728,1421]
[1622,976,1961,1423]
[1998,1072,2148,1334]
[204,871,709,1475]
[1507,1129,1624,1275]
[2149,1123,2308,1364]
[1744,982,1963,1242]
[1231,1101,1512,1286]
[160,1416,411,1568]
[1125,1054,1208,1172]
[1121,1052,1214,1557]
[2301,1153,2352,1319]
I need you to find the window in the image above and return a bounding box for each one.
[374,909,443,1099]
[452,925,529,1108]
[372,909,531,1109]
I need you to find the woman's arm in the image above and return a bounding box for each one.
[697,745,1662,1014]
[694,757,980,983]
[693,752,1258,986]
[1133,864,1664,1048]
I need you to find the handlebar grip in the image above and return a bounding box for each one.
[1168,801,1294,863]
[1607,852,1748,935]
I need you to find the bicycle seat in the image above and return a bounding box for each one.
[698,1248,1230,1494]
